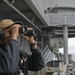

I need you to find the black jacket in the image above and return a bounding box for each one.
[0,39,44,75]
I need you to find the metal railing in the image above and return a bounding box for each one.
[43,44,55,63]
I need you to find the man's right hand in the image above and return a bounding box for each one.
[10,24,21,40]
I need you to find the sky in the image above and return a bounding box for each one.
[59,37,75,54]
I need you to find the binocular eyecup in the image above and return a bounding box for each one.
[19,26,37,36]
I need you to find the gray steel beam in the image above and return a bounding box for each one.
[24,0,49,26]
[63,25,68,64]
[3,0,42,32]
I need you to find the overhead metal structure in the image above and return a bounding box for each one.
[24,0,50,26]
[3,0,42,32]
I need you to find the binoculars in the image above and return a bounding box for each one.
[19,26,37,36]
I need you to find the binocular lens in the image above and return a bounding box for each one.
[26,29,37,36]
[19,26,37,36]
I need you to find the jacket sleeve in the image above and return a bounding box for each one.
[28,47,45,71]
[0,39,20,73]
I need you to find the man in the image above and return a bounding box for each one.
[0,19,44,75]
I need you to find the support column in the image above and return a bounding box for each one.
[63,25,68,64]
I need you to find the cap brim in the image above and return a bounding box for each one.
[13,21,24,26]
[1,21,24,29]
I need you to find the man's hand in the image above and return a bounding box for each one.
[22,28,37,49]
[10,24,21,40]
[22,34,35,44]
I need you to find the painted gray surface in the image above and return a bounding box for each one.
[33,0,50,24]
[25,0,75,26]
[25,0,50,26]
[50,13,75,26]
[47,0,75,8]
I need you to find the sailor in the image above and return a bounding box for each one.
[0,19,44,75]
